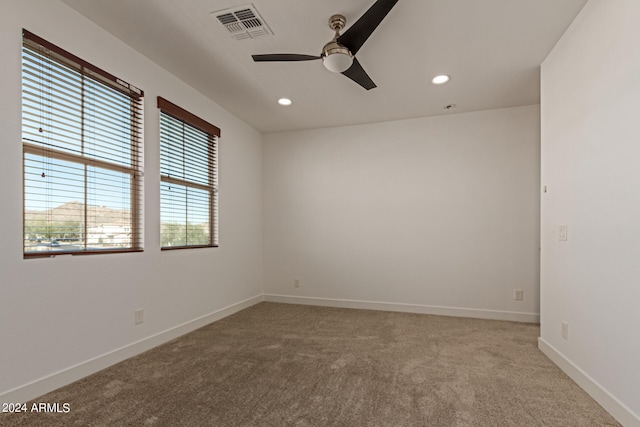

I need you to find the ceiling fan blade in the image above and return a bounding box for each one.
[341,58,376,90]
[337,0,399,55]
[252,54,321,62]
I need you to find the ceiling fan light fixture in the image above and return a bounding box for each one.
[322,41,353,73]
[323,53,353,73]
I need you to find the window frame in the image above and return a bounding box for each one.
[22,30,144,258]
[158,97,220,250]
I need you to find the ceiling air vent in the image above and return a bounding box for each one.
[212,4,272,40]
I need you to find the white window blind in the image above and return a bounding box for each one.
[22,30,144,257]
[158,97,219,249]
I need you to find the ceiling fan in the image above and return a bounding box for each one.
[251,0,399,90]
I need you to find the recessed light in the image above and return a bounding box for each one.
[432,75,450,85]
[278,98,292,106]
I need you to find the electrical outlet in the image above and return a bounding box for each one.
[135,309,144,325]
[294,278,301,288]
[514,289,524,301]
[561,321,568,339]
[559,224,568,241]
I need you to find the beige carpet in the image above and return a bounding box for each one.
[0,302,620,426]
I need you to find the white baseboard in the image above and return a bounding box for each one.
[538,338,640,427]
[0,294,264,404]
[263,294,540,323]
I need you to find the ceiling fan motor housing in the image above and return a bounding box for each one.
[322,41,353,73]
[322,14,353,73]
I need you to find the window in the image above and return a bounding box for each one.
[158,97,219,249]
[22,30,143,257]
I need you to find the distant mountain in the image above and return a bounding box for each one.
[25,201,131,226]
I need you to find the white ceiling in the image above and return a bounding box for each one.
[60,0,587,133]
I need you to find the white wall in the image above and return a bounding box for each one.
[540,0,640,425]
[263,106,540,322]
[0,0,263,400]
